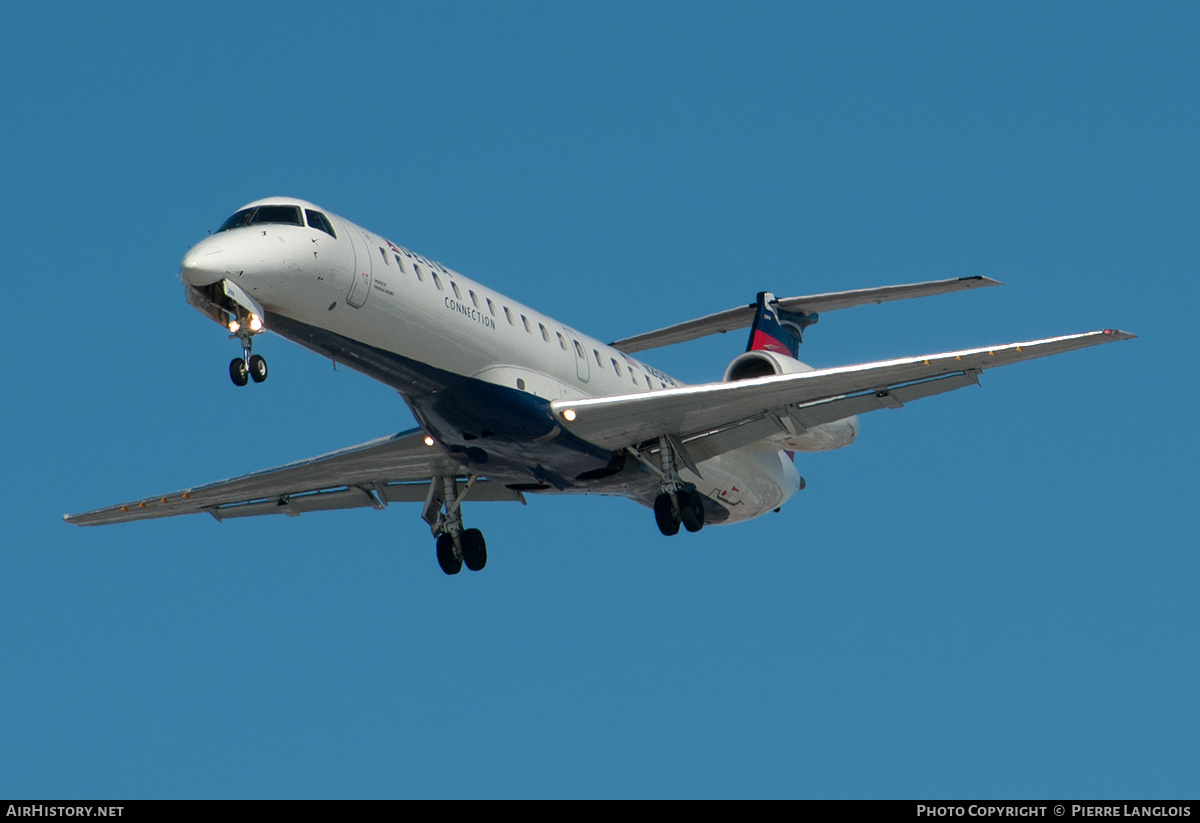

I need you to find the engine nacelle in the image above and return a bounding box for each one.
[722,350,859,452]
[723,349,815,382]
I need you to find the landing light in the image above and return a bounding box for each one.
[228,320,240,334]
[249,314,264,332]
[423,436,435,446]
[562,409,577,422]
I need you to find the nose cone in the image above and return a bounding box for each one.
[180,237,228,287]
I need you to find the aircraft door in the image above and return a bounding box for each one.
[569,335,590,383]
[346,228,374,308]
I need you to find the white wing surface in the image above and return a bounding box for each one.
[555,330,1134,455]
[64,429,522,526]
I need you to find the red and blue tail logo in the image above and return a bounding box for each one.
[746,292,817,357]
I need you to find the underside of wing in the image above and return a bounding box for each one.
[555,329,1135,457]
[64,428,522,526]
[610,276,1001,353]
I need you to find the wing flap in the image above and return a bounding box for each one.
[204,479,526,521]
[209,486,383,520]
[65,428,476,526]
[556,329,1134,452]
[791,369,982,428]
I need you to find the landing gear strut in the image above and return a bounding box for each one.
[650,436,705,537]
[424,475,488,575]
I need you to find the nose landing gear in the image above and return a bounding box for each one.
[230,354,268,386]
[227,316,267,387]
[230,357,250,387]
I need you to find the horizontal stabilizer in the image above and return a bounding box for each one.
[610,276,1001,353]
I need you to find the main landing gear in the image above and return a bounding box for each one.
[654,487,705,536]
[425,475,488,575]
[650,436,705,537]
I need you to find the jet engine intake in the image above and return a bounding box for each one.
[721,350,859,452]
[723,349,815,382]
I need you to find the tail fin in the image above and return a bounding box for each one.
[746,292,818,357]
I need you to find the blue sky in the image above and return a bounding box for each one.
[2,2,1196,799]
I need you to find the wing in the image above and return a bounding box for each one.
[610,276,1001,353]
[554,330,1135,458]
[64,428,523,526]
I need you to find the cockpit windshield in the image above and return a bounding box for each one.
[217,205,304,233]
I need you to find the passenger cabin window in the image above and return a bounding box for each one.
[431,272,443,291]
[539,323,550,342]
[394,254,405,272]
[521,315,532,333]
[379,247,389,265]
[218,205,304,232]
[451,281,462,299]
[504,307,514,325]
[305,209,337,238]
[413,264,424,281]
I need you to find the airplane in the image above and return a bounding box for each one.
[64,197,1134,574]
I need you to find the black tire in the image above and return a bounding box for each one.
[680,489,705,533]
[436,533,462,575]
[654,492,680,536]
[248,354,268,383]
[229,358,249,387]
[461,528,487,571]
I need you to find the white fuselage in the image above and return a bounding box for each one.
[180,197,802,524]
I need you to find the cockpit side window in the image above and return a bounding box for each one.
[217,209,256,232]
[216,205,305,232]
[305,209,337,238]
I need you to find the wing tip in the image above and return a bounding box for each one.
[962,276,1004,288]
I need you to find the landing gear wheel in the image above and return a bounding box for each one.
[461,528,487,571]
[229,358,249,387]
[679,489,705,533]
[654,493,681,536]
[248,354,268,383]
[436,533,462,575]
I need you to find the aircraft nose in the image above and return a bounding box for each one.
[180,238,227,287]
